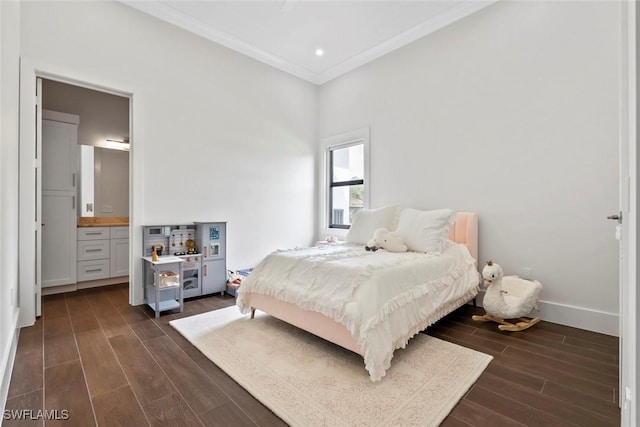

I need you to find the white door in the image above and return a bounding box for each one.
[42,119,78,192]
[41,109,79,289]
[619,2,637,425]
[34,77,43,316]
[41,193,77,287]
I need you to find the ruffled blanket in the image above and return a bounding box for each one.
[237,243,479,381]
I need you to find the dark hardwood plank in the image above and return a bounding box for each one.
[7,320,43,398]
[68,310,102,334]
[92,385,150,427]
[502,346,618,389]
[152,315,194,349]
[143,393,203,427]
[44,360,96,427]
[129,318,165,341]
[89,296,134,339]
[96,310,134,339]
[3,389,44,427]
[466,385,574,427]
[43,315,78,368]
[564,334,620,355]
[440,414,473,427]
[442,319,478,335]
[505,327,566,344]
[42,295,68,319]
[483,361,545,393]
[103,287,130,309]
[450,311,619,363]
[451,306,619,349]
[75,329,128,397]
[428,329,505,358]
[535,321,619,348]
[199,401,258,427]
[472,327,618,369]
[108,333,176,405]
[143,336,229,415]
[542,380,621,422]
[446,399,525,427]
[116,305,150,324]
[65,293,101,332]
[9,286,622,427]
[476,373,618,427]
[496,348,617,402]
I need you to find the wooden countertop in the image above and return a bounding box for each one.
[77,217,129,227]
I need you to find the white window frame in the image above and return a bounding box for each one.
[319,127,370,240]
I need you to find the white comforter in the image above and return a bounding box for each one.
[237,243,479,381]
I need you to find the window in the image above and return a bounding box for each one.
[322,128,369,230]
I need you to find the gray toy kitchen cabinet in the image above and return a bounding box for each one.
[195,222,227,295]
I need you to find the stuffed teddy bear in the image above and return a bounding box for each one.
[366,228,408,253]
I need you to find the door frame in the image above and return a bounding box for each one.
[18,57,145,327]
[620,1,638,424]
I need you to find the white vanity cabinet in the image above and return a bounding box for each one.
[110,226,130,277]
[77,227,110,281]
[77,225,129,282]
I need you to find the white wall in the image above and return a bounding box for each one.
[1,0,21,412]
[42,79,129,147]
[20,1,317,308]
[318,1,621,334]
[16,1,621,335]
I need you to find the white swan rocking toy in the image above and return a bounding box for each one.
[472,260,543,332]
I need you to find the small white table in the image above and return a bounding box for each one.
[142,255,185,318]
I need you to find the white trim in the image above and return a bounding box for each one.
[120,0,318,84]
[619,0,638,423]
[119,0,495,85]
[319,127,370,237]
[536,300,619,337]
[1,311,20,415]
[19,57,145,328]
[42,109,79,125]
[316,1,496,85]
[475,290,619,337]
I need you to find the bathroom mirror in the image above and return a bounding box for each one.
[78,144,129,218]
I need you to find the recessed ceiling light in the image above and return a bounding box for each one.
[315,49,324,57]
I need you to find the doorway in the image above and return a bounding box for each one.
[39,79,131,306]
[18,61,139,327]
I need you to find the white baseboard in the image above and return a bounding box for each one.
[1,311,21,415]
[536,300,619,337]
[475,290,619,337]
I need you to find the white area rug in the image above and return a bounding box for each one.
[170,306,492,427]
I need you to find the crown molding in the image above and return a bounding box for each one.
[315,1,496,85]
[120,1,495,86]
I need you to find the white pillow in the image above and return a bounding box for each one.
[345,206,399,244]
[396,208,456,253]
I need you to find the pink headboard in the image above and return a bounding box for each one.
[448,212,478,264]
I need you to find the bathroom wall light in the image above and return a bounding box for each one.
[104,139,130,151]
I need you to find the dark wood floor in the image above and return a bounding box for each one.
[5,284,620,426]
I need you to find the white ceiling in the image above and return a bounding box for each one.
[122,1,494,85]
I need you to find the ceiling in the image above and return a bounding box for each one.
[122,1,494,85]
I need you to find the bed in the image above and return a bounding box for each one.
[237,209,479,381]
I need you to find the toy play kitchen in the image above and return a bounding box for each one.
[142,222,227,307]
